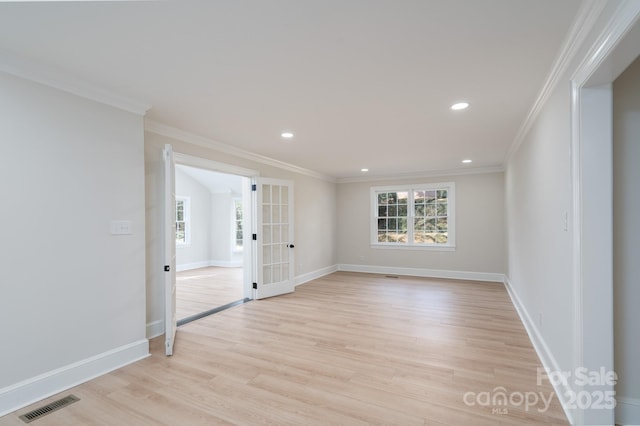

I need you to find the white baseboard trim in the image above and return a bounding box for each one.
[503,275,574,425]
[176,260,211,272]
[146,319,164,339]
[295,264,338,287]
[209,260,243,268]
[337,264,504,283]
[616,396,640,425]
[0,339,149,417]
[176,260,242,272]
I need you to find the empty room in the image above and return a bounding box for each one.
[0,1,638,425]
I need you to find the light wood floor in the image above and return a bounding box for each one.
[0,272,568,425]
[176,267,244,320]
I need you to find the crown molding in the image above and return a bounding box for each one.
[336,165,504,184]
[571,0,640,86]
[144,119,336,183]
[147,119,503,185]
[0,51,151,116]
[504,0,607,164]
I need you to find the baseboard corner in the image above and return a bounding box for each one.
[295,264,338,286]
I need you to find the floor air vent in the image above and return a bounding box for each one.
[19,395,80,423]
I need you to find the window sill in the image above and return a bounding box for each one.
[370,243,456,252]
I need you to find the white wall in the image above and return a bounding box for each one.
[175,167,212,268]
[505,78,574,372]
[503,2,636,423]
[210,193,234,264]
[336,172,505,279]
[0,71,148,415]
[145,131,338,336]
[613,54,640,421]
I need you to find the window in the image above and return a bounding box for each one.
[233,199,243,251]
[176,197,190,246]
[371,182,455,250]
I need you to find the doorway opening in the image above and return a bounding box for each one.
[176,262,249,325]
[172,157,255,326]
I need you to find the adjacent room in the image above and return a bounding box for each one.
[174,165,248,322]
[1,1,638,425]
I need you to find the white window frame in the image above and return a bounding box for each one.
[370,182,455,251]
[176,196,191,247]
[232,197,243,253]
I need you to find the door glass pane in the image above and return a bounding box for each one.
[281,264,289,280]
[281,186,288,205]
[263,245,271,264]
[272,205,281,224]
[282,205,289,222]
[262,204,271,224]
[272,186,280,204]
[273,265,281,282]
[272,225,280,244]
[281,226,289,242]
[263,225,271,244]
[273,245,281,263]
[282,247,289,262]
[263,265,272,285]
[262,184,271,203]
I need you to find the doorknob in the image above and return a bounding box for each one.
[287,244,295,248]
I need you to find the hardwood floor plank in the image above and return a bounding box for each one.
[176,267,243,320]
[0,272,568,425]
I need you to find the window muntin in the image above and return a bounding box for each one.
[372,183,455,249]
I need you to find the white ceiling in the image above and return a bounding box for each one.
[177,164,244,196]
[0,0,582,179]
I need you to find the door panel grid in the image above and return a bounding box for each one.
[254,178,294,299]
[262,183,289,284]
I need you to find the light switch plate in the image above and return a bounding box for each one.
[110,220,132,235]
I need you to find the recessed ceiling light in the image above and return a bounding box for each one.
[462,159,472,164]
[451,102,470,111]
[361,168,369,172]
[281,132,294,139]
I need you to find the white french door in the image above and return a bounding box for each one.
[163,144,177,356]
[253,178,295,299]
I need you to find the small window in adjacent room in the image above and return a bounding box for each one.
[371,182,455,250]
[176,196,190,246]
[234,199,243,251]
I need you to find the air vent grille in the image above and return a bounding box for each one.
[19,395,79,423]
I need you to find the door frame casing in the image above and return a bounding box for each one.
[164,145,177,355]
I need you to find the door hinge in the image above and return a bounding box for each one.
[252,234,257,241]
[164,265,170,272]
[251,184,257,191]
[252,283,257,289]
